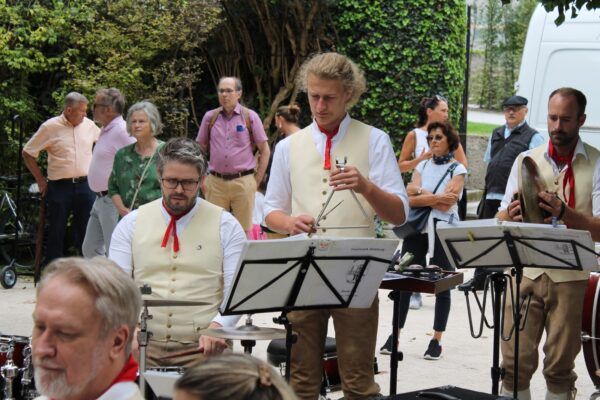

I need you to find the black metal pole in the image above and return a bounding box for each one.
[490,273,506,395]
[389,290,401,395]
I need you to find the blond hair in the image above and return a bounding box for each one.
[296,52,367,108]
[175,354,298,400]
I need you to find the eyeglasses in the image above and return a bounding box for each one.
[426,134,445,142]
[160,178,200,191]
[218,88,239,95]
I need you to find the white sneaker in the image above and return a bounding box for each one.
[409,293,422,309]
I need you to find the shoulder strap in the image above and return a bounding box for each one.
[242,106,252,135]
[206,107,222,156]
[432,161,459,194]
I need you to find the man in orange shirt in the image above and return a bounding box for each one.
[23,92,100,263]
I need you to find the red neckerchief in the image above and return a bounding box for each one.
[90,355,138,399]
[316,122,340,170]
[161,201,193,253]
[548,141,576,208]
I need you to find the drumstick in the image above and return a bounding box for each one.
[156,348,204,360]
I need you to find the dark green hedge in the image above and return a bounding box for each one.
[332,0,467,152]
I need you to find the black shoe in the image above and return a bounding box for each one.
[379,335,403,360]
[379,334,394,355]
[423,339,442,360]
[458,274,487,292]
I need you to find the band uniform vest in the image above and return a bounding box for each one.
[289,120,375,238]
[132,199,224,342]
[518,143,600,282]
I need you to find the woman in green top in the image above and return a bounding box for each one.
[109,101,165,217]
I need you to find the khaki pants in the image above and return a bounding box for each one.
[289,295,380,400]
[143,339,232,369]
[204,174,256,232]
[501,275,587,394]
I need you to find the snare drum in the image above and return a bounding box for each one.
[582,272,600,387]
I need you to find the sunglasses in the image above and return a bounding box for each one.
[427,94,448,108]
[426,134,445,142]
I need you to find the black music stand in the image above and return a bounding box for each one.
[436,220,597,399]
[220,236,399,381]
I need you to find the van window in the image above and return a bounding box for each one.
[533,49,600,131]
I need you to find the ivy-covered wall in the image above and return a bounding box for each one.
[333,0,467,152]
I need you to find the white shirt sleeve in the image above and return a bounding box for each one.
[591,157,600,217]
[499,156,521,211]
[264,136,293,217]
[212,212,246,327]
[108,211,137,276]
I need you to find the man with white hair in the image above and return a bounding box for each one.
[32,256,143,400]
[23,92,101,263]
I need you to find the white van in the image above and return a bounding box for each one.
[516,5,600,149]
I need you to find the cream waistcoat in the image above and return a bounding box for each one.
[519,143,600,282]
[133,199,224,342]
[289,119,375,237]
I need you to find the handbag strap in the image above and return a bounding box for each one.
[129,149,158,210]
[432,161,459,194]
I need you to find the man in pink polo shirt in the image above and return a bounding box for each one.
[196,77,270,236]
[23,92,100,263]
[82,88,135,258]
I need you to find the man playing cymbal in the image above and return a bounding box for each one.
[498,87,600,400]
[110,138,245,367]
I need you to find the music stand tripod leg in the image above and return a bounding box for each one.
[490,272,507,395]
[273,311,296,383]
[388,290,402,396]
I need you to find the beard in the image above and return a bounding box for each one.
[164,192,196,214]
[550,129,578,148]
[34,343,105,399]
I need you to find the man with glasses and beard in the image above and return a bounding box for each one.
[109,137,245,367]
[32,257,143,400]
[498,88,600,400]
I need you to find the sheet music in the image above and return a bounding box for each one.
[221,237,399,314]
[436,219,598,271]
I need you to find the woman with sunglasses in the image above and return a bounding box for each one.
[397,95,468,173]
[387,120,467,361]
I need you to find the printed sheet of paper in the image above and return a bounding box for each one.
[436,219,597,271]
[221,237,399,314]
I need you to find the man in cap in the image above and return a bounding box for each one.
[459,95,544,291]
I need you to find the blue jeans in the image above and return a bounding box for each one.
[45,179,95,263]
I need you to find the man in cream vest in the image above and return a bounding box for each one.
[264,52,408,400]
[497,88,600,400]
[110,138,245,367]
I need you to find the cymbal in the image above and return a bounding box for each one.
[142,299,210,307]
[518,156,548,223]
[199,325,288,341]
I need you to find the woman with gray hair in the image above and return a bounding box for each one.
[173,354,298,400]
[108,101,165,216]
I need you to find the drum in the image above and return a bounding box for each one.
[582,272,600,386]
[0,335,37,400]
[0,335,30,367]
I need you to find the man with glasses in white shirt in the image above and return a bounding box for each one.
[109,137,245,367]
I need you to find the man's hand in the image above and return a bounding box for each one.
[36,178,48,196]
[506,198,523,221]
[287,214,317,235]
[329,165,370,194]
[199,322,228,356]
[538,191,566,224]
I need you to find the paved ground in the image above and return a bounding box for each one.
[468,107,505,126]
[1,272,597,400]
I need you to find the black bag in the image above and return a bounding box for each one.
[393,206,431,238]
[393,161,459,239]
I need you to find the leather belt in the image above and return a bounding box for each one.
[210,169,255,181]
[54,176,87,183]
[95,190,109,197]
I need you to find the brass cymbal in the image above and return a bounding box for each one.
[519,156,548,223]
[199,325,288,341]
[142,299,210,307]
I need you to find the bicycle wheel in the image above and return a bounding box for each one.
[0,195,43,270]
